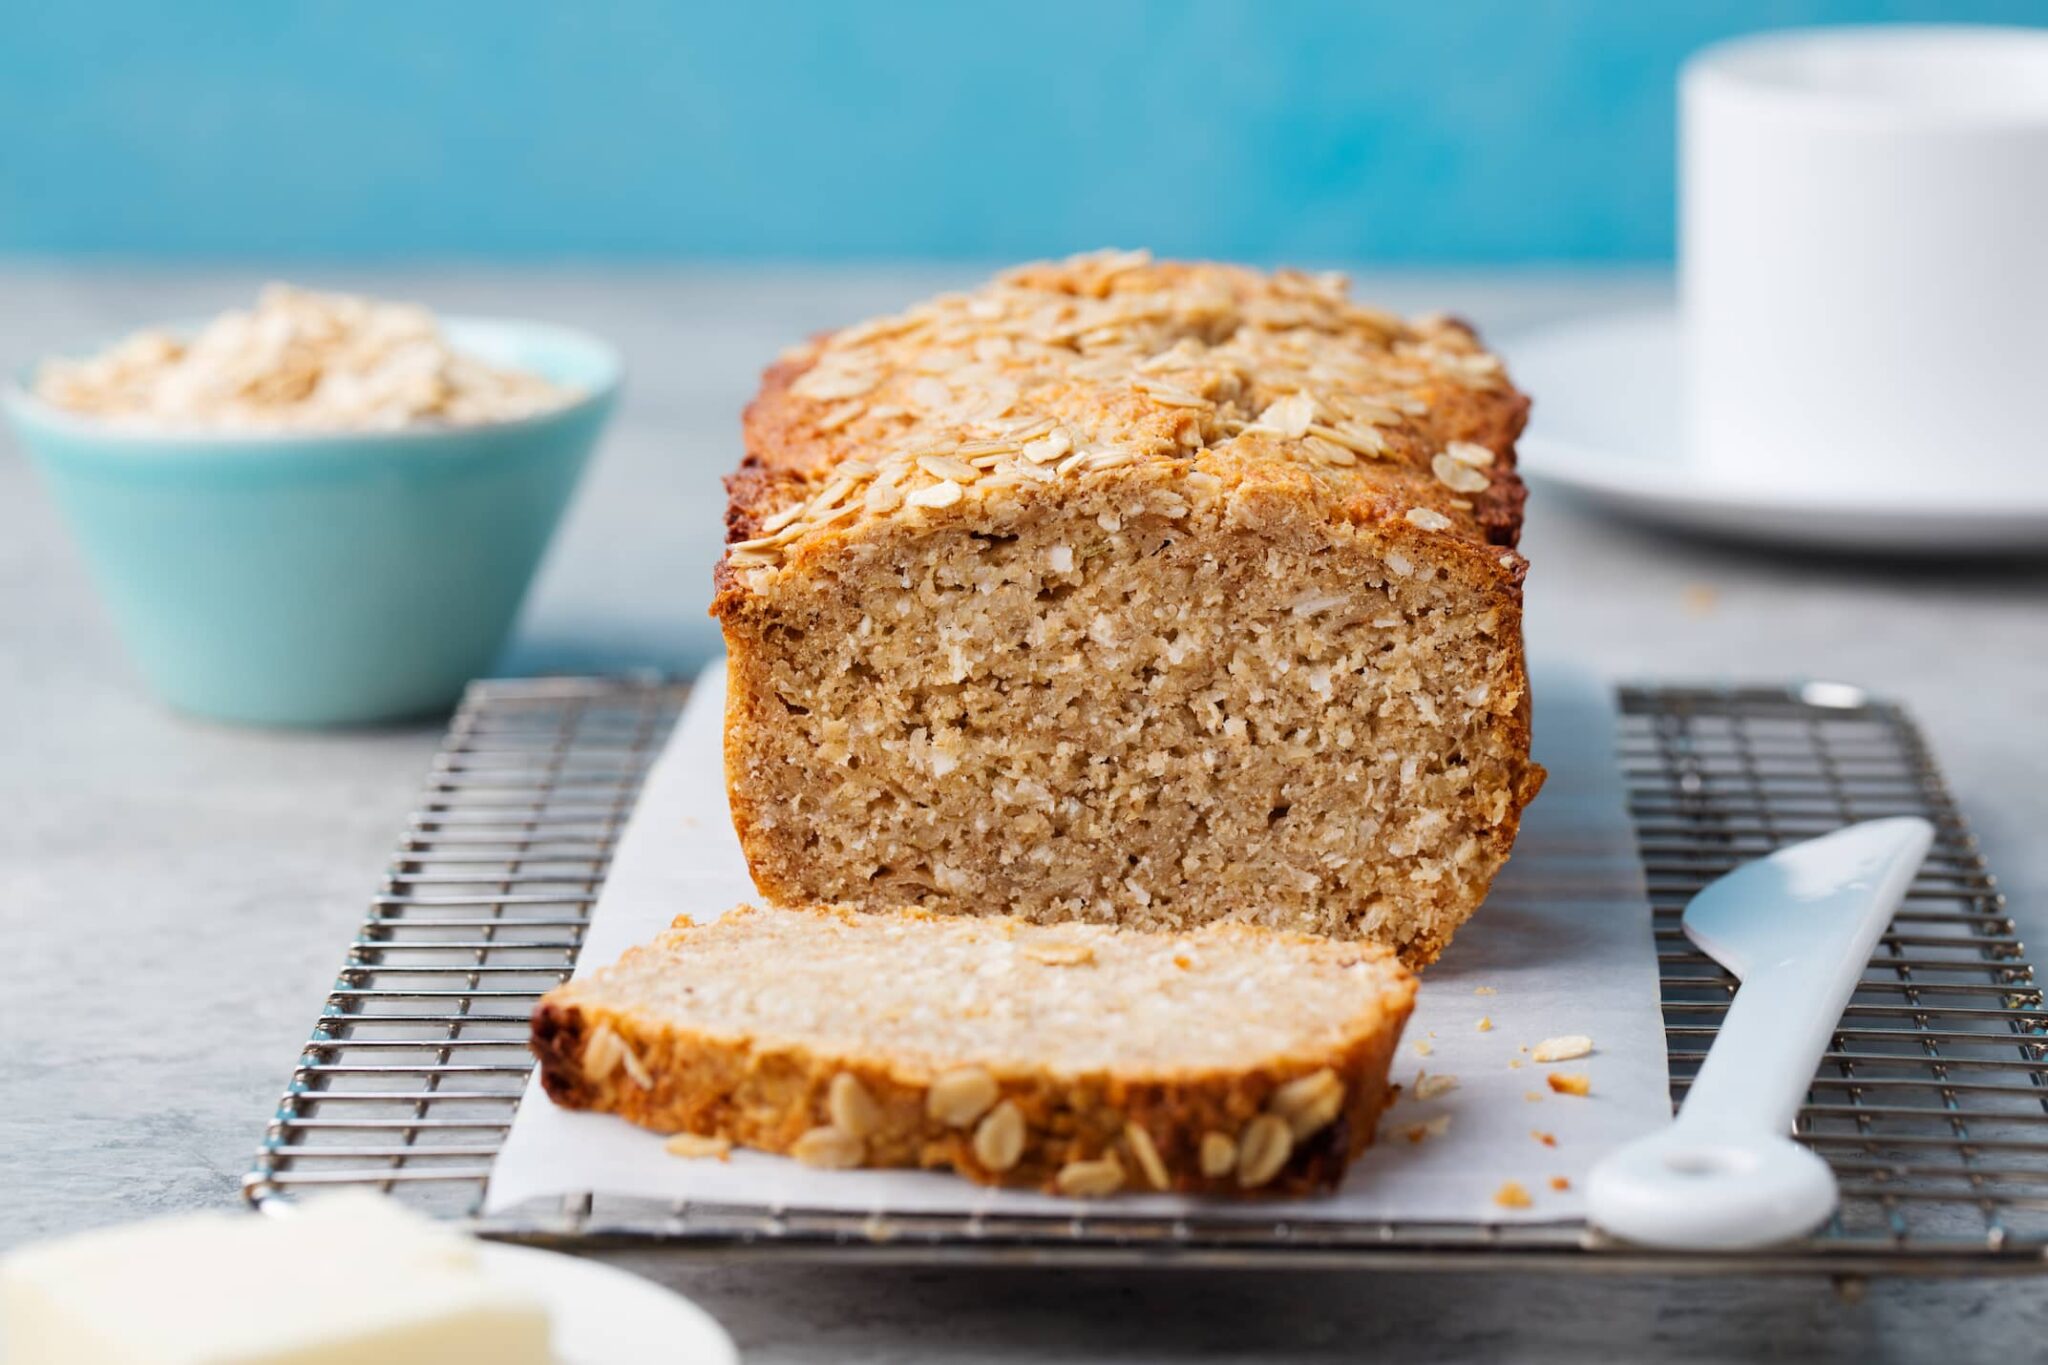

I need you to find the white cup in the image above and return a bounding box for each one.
[1681,26,2048,500]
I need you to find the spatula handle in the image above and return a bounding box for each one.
[1682,942,1882,1138]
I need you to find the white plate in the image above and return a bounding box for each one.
[475,1242,738,1365]
[1509,309,2048,552]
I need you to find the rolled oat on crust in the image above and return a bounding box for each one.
[712,250,1542,967]
[533,904,1417,1197]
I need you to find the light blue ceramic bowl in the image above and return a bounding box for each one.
[4,319,620,726]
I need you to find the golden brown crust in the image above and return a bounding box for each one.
[534,905,1417,1197]
[713,251,1530,608]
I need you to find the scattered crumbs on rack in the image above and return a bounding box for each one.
[1476,1016,1493,1033]
[1531,1130,1557,1148]
[1547,1073,1592,1097]
[664,1133,733,1161]
[1532,1034,1594,1063]
[1549,1176,1571,1192]
[1473,986,1496,996]
[1524,1091,1546,1103]
[1493,1180,1533,1210]
[1412,1040,1434,1057]
[1413,1072,1459,1101]
[1508,1057,1523,1070]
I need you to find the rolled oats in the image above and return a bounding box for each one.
[1432,451,1491,493]
[916,453,982,483]
[905,479,965,511]
[1532,1034,1594,1063]
[663,1133,732,1160]
[35,284,579,432]
[1269,1068,1346,1139]
[1235,1113,1293,1188]
[1123,1122,1171,1191]
[1055,1153,1126,1197]
[828,1073,882,1138]
[582,1025,625,1081]
[927,1067,1000,1127]
[971,1100,1026,1172]
[602,1030,653,1091]
[1199,1131,1238,1178]
[792,1124,866,1168]
[720,252,1510,573]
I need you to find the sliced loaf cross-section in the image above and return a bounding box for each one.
[715,252,1544,966]
[533,904,1418,1197]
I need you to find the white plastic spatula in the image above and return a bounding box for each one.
[1588,816,1933,1250]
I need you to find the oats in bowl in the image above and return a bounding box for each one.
[33,284,580,432]
[5,301,618,725]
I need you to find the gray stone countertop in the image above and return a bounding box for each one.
[1,265,2043,1362]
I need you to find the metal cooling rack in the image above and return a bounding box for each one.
[244,677,2048,1276]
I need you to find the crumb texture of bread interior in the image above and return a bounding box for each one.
[717,252,1543,966]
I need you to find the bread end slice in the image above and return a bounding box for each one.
[533,904,1416,1197]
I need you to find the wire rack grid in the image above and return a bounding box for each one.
[244,676,2048,1276]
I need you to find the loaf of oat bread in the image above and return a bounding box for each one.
[715,251,1544,966]
[532,904,1417,1196]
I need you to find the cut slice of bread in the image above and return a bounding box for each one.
[532,904,1417,1197]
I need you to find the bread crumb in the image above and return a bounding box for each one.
[1413,1040,1434,1057]
[1493,1180,1533,1209]
[1547,1072,1591,1097]
[1398,1114,1452,1144]
[1413,1072,1459,1101]
[1532,1034,1593,1063]
[1473,986,1495,996]
[1682,584,1719,617]
[1524,1091,1546,1102]
[1508,1057,1523,1070]
[1531,1130,1556,1147]
[1475,1016,1493,1033]
[1549,1175,1571,1192]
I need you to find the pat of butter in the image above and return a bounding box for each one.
[0,1192,550,1365]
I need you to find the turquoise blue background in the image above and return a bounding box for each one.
[3,1,2040,264]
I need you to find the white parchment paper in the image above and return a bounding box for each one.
[486,659,1667,1224]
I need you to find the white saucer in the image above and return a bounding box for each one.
[476,1242,738,1365]
[1508,309,2048,553]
